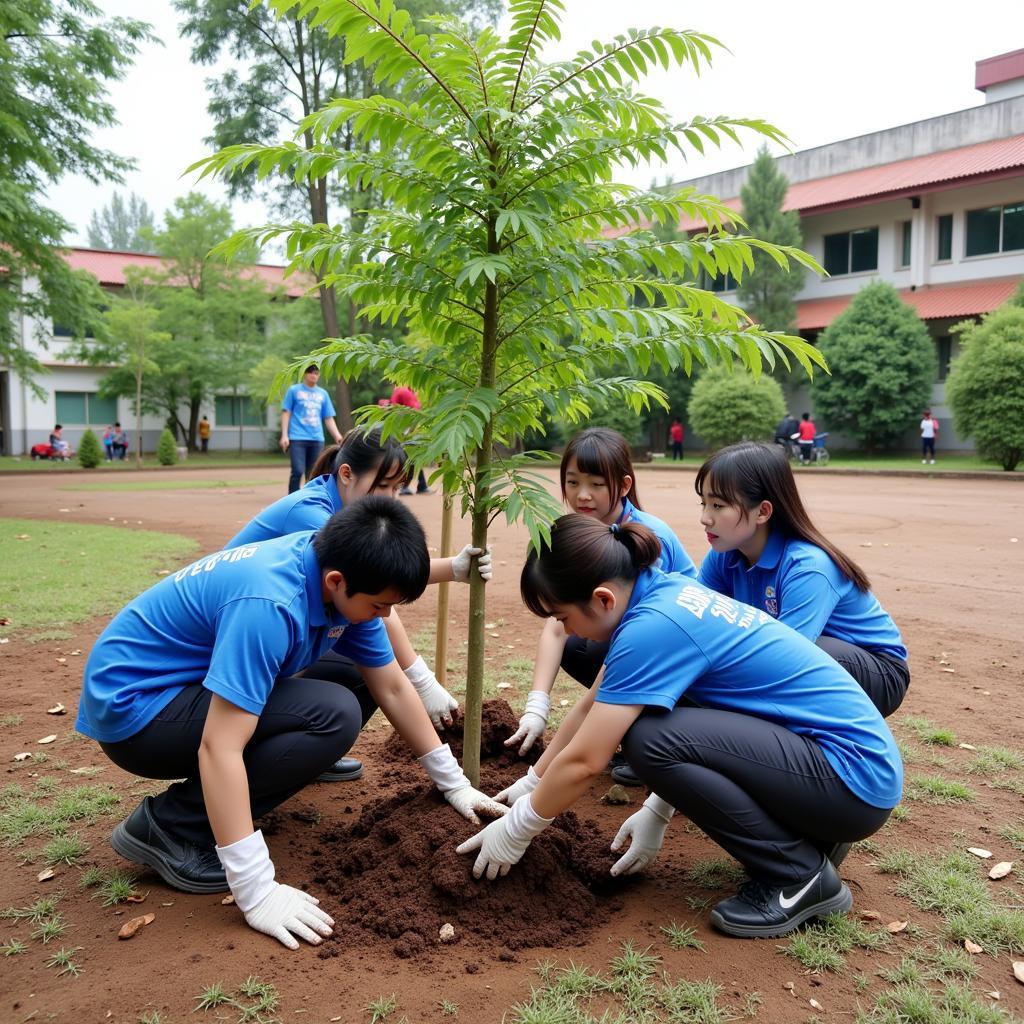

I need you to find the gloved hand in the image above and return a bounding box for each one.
[494,764,541,805]
[404,655,458,728]
[456,794,553,879]
[451,544,493,583]
[504,690,550,754]
[418,743,509,824]
[609,793,676,877]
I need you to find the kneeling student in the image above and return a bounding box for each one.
[460,515,902,939]
[79,497,504,950]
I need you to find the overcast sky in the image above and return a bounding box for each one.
[47,0,1023,250]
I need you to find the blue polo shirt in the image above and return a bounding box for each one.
[283,383,336,442]
[77,532,393,743]
[620,499,696,578]
[698,531,906,660]
[598,571,902,809]
[226,474,342,548]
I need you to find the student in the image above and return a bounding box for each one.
[111,422,128,460]
[49,424,71,459]
[920,409,938,464]
[226,426,492,780]
[669,418,684,461]
[696,441,909,718]
[280,364,344,493]
[102,424,115,461]
[459,516,902,939]
[78,497,505,950]
[796,412,816,464]
[199,415,211,454]
[505,427,696,785]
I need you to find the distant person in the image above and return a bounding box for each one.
[111,422,128,460]
[389,385,433,495]
[920,409,938,464]
[199,416,211,454]
[774,411,799,452]
[669,418,684,461]
[796,413,816,465]
[49,424,71,459]
[102,424,115,461]
[280,365,343,493]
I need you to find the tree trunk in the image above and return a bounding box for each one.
[134,355,143,470]
[433,491,454,685]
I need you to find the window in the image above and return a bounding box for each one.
[936,336,952,381]
[52,323,74,338]
[898,220,912,268]
[700,269,738,293]
[936,214,953,261]
[215,395,263,426]
[54,391,117,425]
[823,227,878,276]
[965,201,1024,256]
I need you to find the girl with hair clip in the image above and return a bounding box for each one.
[226,426,493,781]
[695,441,909,719]
[458,515,902,939]
[504,427,696,785]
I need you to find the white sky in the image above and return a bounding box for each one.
[47,0,1023,249]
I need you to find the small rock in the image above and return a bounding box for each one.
[46,703,66,715]
[1014,962,1024,985]
[887,920,908,933]
[37,867,55,882]
[965,939,984,954]
[13,752,31,761]
[959,743,977,750]
[439,923,456,943]
[37,734,57,745]
[988,990,1000,1000]
[221,894,235,905]
[783,981,795,992]
[600,785,632,806]
[989,861,1013,880]
[809,998,823,1011]
[967,848,993,859]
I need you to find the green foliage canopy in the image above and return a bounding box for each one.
[77,429,102,468]
[86,192,157,253]
[687,367,786,451]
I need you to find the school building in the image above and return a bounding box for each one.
[672,47,1024,450]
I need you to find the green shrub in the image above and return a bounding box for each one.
[157,428,178,466]
[687,367,785,451]
[77,430,102,469]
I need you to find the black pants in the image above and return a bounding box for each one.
[922,437,935,458]
[287,440,322,493]
[799,441,813,463]
[100,675,363,846]
[815,636,909,719]
[623,707,892,886]
[561,636,609,688]
[671,441,683,460]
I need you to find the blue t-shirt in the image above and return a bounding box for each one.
[227,474,342,548]
[77,532,393,743]
[698,531,906,660]
[282,383,336,442]
[597,570,902,809]
[620,499,696,578]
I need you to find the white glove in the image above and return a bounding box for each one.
[494,764,541,805]
[405,655,458,728]
[609,793,675,877]
[418,743,509,824]
[504,690,550,754]
[451,544,493,583]
[456,794,553,879]
[216,830,333,949]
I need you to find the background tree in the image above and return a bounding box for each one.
[687,366,786,451]
[77,429,102,468]
[197,0,823,783]
[0,0,152,386]
[86,191,157,252]
[811,281,935,451]
[945,304,1024,471]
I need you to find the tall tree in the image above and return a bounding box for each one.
[86,191,157,253]
[737,146,805,333]
[0,1,152,385]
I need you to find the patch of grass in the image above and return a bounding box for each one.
[781,912,889,973]
[945,904,1024,956]
[437,1000,458,1017]
[966,746,1024,775]
[195,981,234,1011]
[1,894,61,922]
[78,866,105,889]
[997,820,1024,851]
[62,478,278,492]
[889,804,910,822]
[2,937,28,955]
[686,857,746,889]
[95,870,139,906]
[853,973,871,993]
[914,942,981,981]
[660,977,732,1023]
[139,1013,164,1024]
[661,921,706,950]
[1,713,24,727]
[44,945,82,977]
[906,775,974,804]
[900,715,957,746]
[0,517,197,640]
[0,782,121,847]
[855,981,1009,1024]
[742,991,762,1017]
[43,831,89,866]
[31,913,67,943]
[365,994,398,1023]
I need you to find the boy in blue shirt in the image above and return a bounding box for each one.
[280,364,343,493]
[80,497,504,951]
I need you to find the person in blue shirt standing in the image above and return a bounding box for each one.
[695,441,910,719]
[280,364,343,493]
[78,497,505,951]
[459,516,902,939]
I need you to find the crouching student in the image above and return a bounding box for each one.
[78,497,505,950]
[459,516,902,939]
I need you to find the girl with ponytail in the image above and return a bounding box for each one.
[457,513,902,941]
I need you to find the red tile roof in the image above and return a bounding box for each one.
[976,48,1024,92]
[796,276,1022,331]
[63,248,312,298]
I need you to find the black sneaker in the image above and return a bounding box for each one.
[826,841,853,869]
[709,858,851,938]
[316,756,364,782]
[610,761,643,787]
[111,796,228,894]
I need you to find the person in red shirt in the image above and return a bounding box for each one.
[389,386,433,494]
[796,412,816,464]
[669,418,684,461]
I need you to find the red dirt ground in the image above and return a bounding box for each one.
[1,466,1023,1022]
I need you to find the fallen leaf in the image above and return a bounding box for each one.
[69,766,103,774]
[959,743,978,750]
[55,657,67,665]
[118,914,155,939]
[600,785,632,806]
[125,892,147,904]
[809,998,823,1011]
[988,990,1001,1000]
[221,894,235,905]
[941,668,956,674]
[887,920,908,933]
[59,508,71,513]
[161,901,174,907]
[496,683,512,690]
[70,650,81,656]
[484,622,496,629]
[489,632,500,638]
[859,542,872,547]
[37,867,55,882]
[37,734,57,745]
[968,848,993,859]
[989,861,1013,880]
[13,752,31,761]
[15,533,30,540]
[47,703,66,715]
[330,1018,342,1022]
[965,939,984,954]
[1014,962,1024,984]
[859,910,881,921]
[783,982,795,991]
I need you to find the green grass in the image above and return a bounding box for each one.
[43,831,89,866]
[997,820,1024,850]
[31,913,67,943]
[365,994,399,1023]
[1,937,28,956]
[965,746,1024,775]
[0,451,288,473]
[640,452,1013,473]
[906,775,975,804]
[782,912,889,973]
[95,870,140,906]
[44,944,82,977]
[660,920,706,951]
[1,894,61,923]
[686,857,746,889]
[855,982,1011,1024]
[62,478,277,492]
[1,714,24,727]
[195,982,234,1012]
[900,715,957,746]
[0,518,197,641]
[0,782,121,847]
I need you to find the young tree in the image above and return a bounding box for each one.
[0,1,152,385]
[86,192,157,253]
[812,282,936,451]
[195,0,823,783]
[737,146,805,333]
[945,305,1024,471]
[687,366,786,451]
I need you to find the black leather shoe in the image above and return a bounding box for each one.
[111,797,227,894]
[826,841,853,869]
[608,752,643,787]
[316,756,364,782]
[709,858,851,938]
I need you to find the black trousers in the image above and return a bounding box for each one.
[100,675,363,847]
[287,440,322,493]
[623,706,892,886]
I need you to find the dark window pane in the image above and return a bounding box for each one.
[965,206,1001,256]
[88,393,117,425]
[900,221,912,267]
[242,397,263,426]
[936,214,953,261]
[55,391,87,424]
[850,227,878,272]
[52,323,73,337]
[214,395,236,426]
[823,232,849,276]
[936,335,952,381]
[1002,202,1024,252]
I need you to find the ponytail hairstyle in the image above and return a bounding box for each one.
[695,441,871,591]
[521,514,662,617]
[560,427,642,510]
[309,425,410,491]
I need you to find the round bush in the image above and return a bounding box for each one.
[687,367,785,451]
[77,429,102,469]
[157,428,178,466]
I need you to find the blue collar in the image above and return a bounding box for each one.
[623,566,659,615]
[723,528,786,574]
[617,497,637,525]
[326,473,344,515]
[302,537,330,628]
